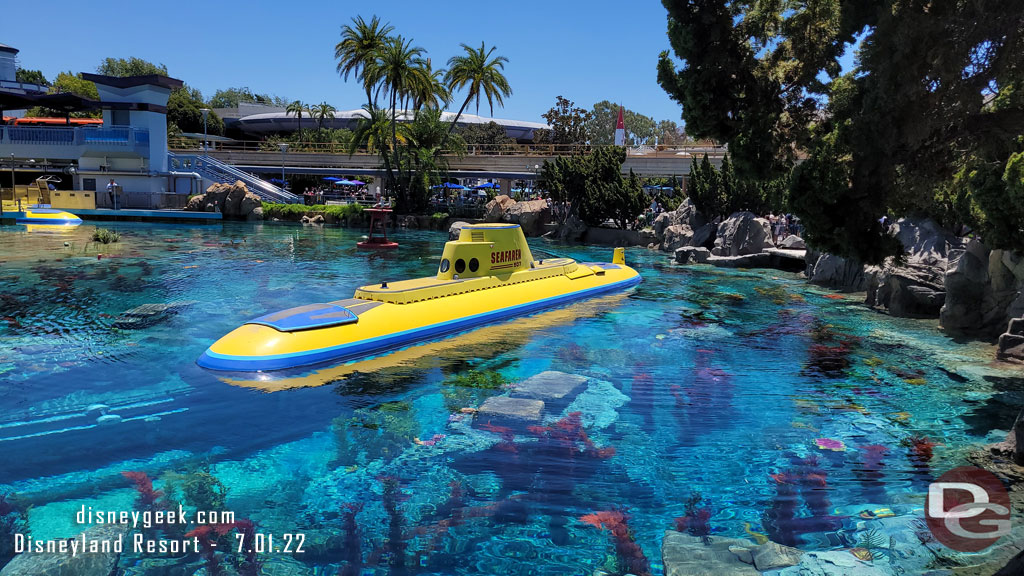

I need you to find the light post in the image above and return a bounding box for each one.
[199,108,210,153]
[278,142,289,190]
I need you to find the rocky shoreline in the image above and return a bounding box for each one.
[639,201,1024,365]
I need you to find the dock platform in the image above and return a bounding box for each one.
[1,208,222,224]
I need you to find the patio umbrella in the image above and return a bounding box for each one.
[349,180,365,186]
[338,179,359,186]
[322,176,342,182]
[475,182,498,189]
[443,183,467,189]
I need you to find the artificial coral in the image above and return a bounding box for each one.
[579,509,652,576]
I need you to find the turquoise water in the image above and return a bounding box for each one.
[0,222,1018,575]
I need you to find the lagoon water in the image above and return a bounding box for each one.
[0,222,1018,575]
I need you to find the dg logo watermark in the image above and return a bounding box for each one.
[926,466,1011,552]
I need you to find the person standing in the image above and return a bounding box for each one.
[106,178,120,210]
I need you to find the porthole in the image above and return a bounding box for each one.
[455,259,466,273]
[440,258,450,273]
[469,258,479,272]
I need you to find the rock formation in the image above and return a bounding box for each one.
[184,181,263,220]
[711,211,775,257]
[483,195,516,222]
[449,220,470,241]
[504,199,551,236]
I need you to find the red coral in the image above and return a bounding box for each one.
[579,509,651,576]
[529,412,614,459]
[905,436,937,462]
[121,471,163,508]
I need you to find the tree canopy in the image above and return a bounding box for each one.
[15,68,49,86]
[167,85,224,136]
[540,96,590,145]
[658,0,1024,260]
[586,101,656,146]
[539,147,647,229]
[96,57,168,77]
[208,87,287,109]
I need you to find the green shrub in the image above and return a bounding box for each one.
[92,228,120,244]
[261,202,364,221]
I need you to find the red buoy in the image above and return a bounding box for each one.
[357,208,399,250]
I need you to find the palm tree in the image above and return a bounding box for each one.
[348,106,396,155]
[371,35,431,195]
[335,15,394,110]
[443,42,512,141]
[412,60,451,111]
[286,100,309,131]
[311,102,337,131]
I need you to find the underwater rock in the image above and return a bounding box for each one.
[477,396,544,422]
[751,541,804,571]
[0,524,126,576]
[776,550,889,575]
[564,379,629,429]
[511,371,587,401]
[661,531,760,576]
[96,414,122,425]
[113,300,198,330]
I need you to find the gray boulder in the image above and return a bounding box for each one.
[448,220,470,241]
[689,223,717,249]
[546,213,587,242]
[653,198,706,238]
[779,234,806,250]
[998,318,1024,363]
[712,211,775,256]
[661,224,694,251]
[869,264,946,318]
[675,246,711,264]
[805,251,869,291]
[504,199,551,236]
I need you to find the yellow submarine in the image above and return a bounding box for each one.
[198,223,641,372]
[15,205,82,226]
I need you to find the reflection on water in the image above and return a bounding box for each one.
[0,221,1016,575]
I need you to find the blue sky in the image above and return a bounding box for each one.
[6,0,857,125]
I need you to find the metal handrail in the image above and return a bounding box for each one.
[170,152,301,204]
[168,137,725,157]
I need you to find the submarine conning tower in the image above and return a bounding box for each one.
[436,224,536,280]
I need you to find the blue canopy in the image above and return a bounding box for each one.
[432,183,467,190]
[337,179,359,186]
[323,176,342,182]
[475,182,499,189]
